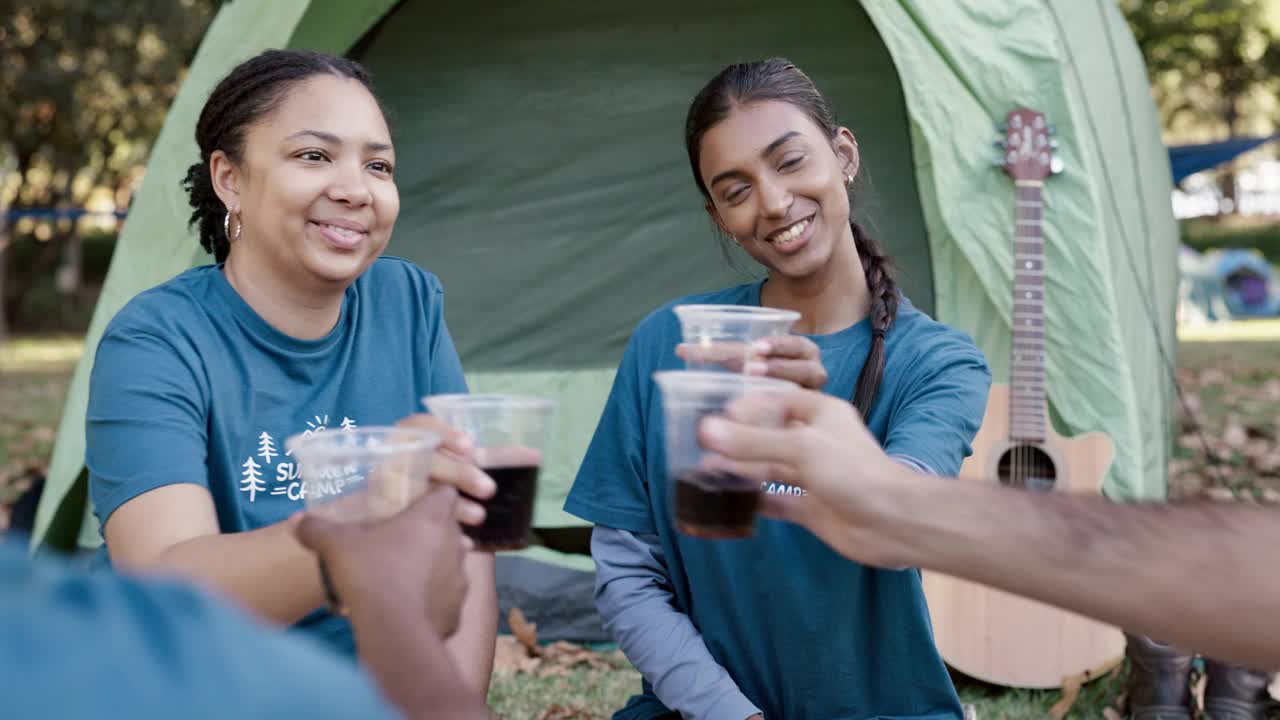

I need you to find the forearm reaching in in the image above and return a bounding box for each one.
[699,388,1280,670]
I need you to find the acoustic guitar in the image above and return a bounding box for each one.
[921,108,1126,689]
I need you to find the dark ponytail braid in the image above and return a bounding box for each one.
[685,57,899,416]
[849,220,898,416]
[180,49,383,262]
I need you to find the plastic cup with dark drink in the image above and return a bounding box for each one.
[673,304,800,372]
[653,370,796,539]
[421,394,555,551]
[288,426,442,523]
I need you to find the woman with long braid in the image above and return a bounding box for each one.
[566,59,992,720]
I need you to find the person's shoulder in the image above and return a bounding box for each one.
[102,265,221,338]
[4,542,397,719]
[360,256,445,295]
[888,297,990,375]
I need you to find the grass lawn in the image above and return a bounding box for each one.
[2,328,1276,719]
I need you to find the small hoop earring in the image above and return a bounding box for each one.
[224,210,242,243]
[845,174,854,186]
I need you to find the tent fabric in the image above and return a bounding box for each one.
[32,0,1178,556]
[495,548,608,644]
[1168,135,1280,184]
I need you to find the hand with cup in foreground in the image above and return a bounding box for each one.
[698,387,1280,671]
[295,485,490,720]
[676,334,829,390]
[395,413,497,527]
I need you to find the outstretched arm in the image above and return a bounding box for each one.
[699,388,1280,670]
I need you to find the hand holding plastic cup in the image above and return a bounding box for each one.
[674,304,800,372]
[287,426,442,523]
[654,370,797,539]
[421,394,555,551]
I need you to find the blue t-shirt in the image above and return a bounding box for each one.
[565,281,992,720]
[86,256,468,654]
[2,538,398,719]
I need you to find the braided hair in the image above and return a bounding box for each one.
[181,49,382,262]
[684,58,899,417]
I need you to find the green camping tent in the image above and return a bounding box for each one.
[32,0,1178,558]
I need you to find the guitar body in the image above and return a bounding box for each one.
[922,384,1126,688]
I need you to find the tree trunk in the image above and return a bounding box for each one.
[0,214,9,344]
[1220,98,1240,213]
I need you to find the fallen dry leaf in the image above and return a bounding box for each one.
[1223,417,1248,449]
[1255,454,1280,475]
[1183,392,1203,414]
[1243,439,1272,459]
[536,704,597,720]
[543,641,615,671]
[1178,434,1203,451]
[536,664,573,679]
[509,607,541,655]
[1050,672,1083,720]
[492,635,531,674]
[1200,368,1228,386]
[1203,486,1236,502]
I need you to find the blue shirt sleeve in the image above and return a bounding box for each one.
[563,329,656,535]
[86,323,210,529]
[882,333,992,477]
[420,271,468,395]
[3,541,398,719]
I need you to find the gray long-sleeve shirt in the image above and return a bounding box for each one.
[591,455,936,720]
[592,526,761,720]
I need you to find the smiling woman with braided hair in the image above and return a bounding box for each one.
[83,49,498,691]
[566,59,993,720]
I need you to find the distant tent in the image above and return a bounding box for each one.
[1179,247,1280,323]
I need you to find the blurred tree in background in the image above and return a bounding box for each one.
[0,0,215,340]
[1122,0,1280,201]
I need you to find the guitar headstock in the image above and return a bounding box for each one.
[994,108,1062,182]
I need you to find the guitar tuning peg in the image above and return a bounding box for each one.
[1050,156,1065,174]
[1047,124,1058,136]
[1049,139,1060,150]
[994,139,1008,149]
[992,155,1007,168]
[997,122,1008,134]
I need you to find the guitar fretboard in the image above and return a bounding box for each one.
[1011,181,1046,443]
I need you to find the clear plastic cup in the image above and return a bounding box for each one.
[653,370,797,539]
[287,426,441,523]
[421,394,556,551]
[673,304,800,372]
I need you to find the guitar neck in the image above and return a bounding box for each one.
[1011,181,1046,443]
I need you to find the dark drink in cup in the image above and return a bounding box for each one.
[653,370,796,541]
[673,468,759,538]
[421,393,556,553]
[465,464,540,551]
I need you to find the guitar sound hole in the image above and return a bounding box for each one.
[997,445,1057,492]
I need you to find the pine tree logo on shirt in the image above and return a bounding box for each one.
[257,432,278,463]
[239,414,359,503]
[240,456,265,502]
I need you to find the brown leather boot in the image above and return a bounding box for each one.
[1124,633,1194,719]
[1203,659,1274,720]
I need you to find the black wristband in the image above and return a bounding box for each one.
[317,558,349,617]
